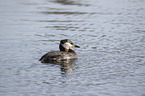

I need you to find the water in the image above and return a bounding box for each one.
[0,0,145,96]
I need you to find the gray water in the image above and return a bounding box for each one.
[0,0,145,96]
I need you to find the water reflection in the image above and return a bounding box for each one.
[55,0,76,5]
[41,11,86,15]
[54,0,89,6]
[44,59,76,77]
[60,59,76,77]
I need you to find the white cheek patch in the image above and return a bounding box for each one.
[62,43,72,49]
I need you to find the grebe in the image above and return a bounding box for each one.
[39,39,80,63]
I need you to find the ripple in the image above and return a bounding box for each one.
[1,0,145,96]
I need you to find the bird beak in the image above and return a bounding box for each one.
[73,45,80,48]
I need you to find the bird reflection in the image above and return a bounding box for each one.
[43,59,76,77]
[59,59,76,77]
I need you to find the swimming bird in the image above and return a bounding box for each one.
[39,39,80,63]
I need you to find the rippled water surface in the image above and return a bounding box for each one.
[0,0,145,96]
